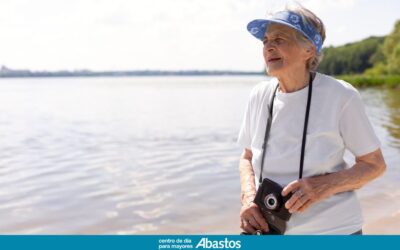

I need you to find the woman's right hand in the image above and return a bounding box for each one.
[239,148,269,234]
[240,201,269,234]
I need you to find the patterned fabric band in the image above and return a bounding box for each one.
[247,11,323,54]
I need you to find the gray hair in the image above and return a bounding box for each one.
[269,4,326,71]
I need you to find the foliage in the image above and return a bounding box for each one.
[317,20,400,87]
[318,36,384,75]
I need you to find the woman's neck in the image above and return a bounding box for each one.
[276,70,310,93]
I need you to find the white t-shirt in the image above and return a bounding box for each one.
[237,72,381,234]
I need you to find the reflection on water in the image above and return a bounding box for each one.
[350,87,400,234]
[382,89,400,147]
[0,76,398,234]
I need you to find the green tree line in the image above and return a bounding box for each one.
[318,20,400,76]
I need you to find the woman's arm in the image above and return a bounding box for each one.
[239,149,257,206]
[239,149,269,233]
[326,148,386,194]
[282,148,386,213]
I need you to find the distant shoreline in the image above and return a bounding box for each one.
[0,68,263,78]
[2,67,399,88]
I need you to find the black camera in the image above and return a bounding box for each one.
[253,178,293,234]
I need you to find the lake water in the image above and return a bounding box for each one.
[0,76,399,234]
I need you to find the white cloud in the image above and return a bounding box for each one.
[300,0,358,11]
[0,0,398,71]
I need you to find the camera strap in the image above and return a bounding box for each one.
[258,72,314,184]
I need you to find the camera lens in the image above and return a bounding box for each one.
[268,198,275,206]
[264,193,279,210]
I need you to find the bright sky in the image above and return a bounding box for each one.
[0,0,399,72]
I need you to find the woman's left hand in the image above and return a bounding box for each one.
[281,175,335,213]
[282,149,386,214]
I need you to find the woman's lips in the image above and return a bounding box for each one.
[268,57,281,62]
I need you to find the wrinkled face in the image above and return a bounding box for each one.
[263,23,312,76]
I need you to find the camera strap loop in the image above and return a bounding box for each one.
[258,73,314,184]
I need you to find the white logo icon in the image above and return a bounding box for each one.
[250,27,259,35]
[290,14,299,23]
[314,34,321,44]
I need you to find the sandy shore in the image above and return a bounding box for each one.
[363,211,400,234]
[360,190,400,234]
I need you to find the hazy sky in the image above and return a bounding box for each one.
[0,0,399,71]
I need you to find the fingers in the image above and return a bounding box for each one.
[285,189,304,210]
[240,219,257,234]
[248,216,262,229]
[240,203,269,233]
[298,199,312,213]
[289,194,309,213]
[282,180,300,196]
[252,210,269,232]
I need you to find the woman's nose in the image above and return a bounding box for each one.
[263,41,276,51]
[264,43,276,52]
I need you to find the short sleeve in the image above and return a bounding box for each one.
[236,97,252,150]
[339,91,381,157]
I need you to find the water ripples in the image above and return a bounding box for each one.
[0,77,398,234]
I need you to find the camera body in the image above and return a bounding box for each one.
[254,178,293,234]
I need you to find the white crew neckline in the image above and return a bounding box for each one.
[275,72,320,99]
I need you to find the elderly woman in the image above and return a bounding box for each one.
[237,6,386,235]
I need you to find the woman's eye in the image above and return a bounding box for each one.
[263,37,284,45]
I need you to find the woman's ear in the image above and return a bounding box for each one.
[304,45,315,59]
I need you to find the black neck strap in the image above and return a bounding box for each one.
[258,73,314,184]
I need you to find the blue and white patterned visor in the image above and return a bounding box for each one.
[247,11,323,55]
